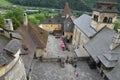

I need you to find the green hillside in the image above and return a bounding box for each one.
[0,0,12,5]
[7,0,120,12]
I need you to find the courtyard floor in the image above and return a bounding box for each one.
[31,60,103,80]
[47,35,76,58]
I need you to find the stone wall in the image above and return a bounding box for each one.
[72,26,90,48]
[72,26,90,57]
[42,24,62,32]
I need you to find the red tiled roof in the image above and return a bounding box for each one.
[62,2,72,16]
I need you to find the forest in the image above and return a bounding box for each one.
[7,0,120,11]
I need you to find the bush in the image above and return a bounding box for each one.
[5,7,24,24]
[12,17,20,29]
[28,14,46,25]
[0,14,4,28]
[114,19,120,31]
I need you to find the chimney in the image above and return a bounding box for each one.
[4,19,13,31]
[110,29,120,50]
[23,13,28,27]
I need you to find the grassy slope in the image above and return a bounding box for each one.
[0,0,12,5]
[81,0,96,9]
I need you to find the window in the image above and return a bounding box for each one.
[58,20,60,22]
[74,29,77,40]
[107,5,113,10]
[67,22,70,27]
[93,15,99,22]
[108,17,112,23]
[103,17,108,23]
[97,5,102,9]
[6,20,8,23]
[49,20,51,22]
[103,17,113,23]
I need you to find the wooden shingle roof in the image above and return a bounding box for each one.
[28,22,48,49]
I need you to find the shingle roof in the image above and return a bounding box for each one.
[98,55,118,68]
[104,57,120,80]
[0,35,10,51]
[63,17,74,32]
[0,35,16,66]
[74,14,97,38]
[42,17,65,24]
[84,26,120,80]
[84,27,116,62]
[28,22,48,49]
[104,53,119,61]
[94,0,118,13]
[4,39,21,54]
[0,51,14,66]
[11,32,22,40]
[62,2,72,17]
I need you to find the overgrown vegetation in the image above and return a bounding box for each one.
[114,19,120,30]
[0,14,5,28]
[28,14,46,25]
[12,17,20,29]
[5,7,23,29]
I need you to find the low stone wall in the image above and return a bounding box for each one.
[39,56,87,63]
[41,57,63,62]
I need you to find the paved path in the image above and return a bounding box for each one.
[31,60,103,80]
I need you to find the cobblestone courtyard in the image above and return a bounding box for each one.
[31,60,103,80]
[28,35,103,80]
[47,35,76,58]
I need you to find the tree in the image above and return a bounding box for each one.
[34,14,45,23]
[5,7,24,24]
[12,17,20,30]
[0,14,5,28]
[114,21,120,31]
[28,14,46,25]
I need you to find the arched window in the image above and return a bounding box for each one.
[108,17,112,23]
[93,15,99,22]
[96,16,99,22]
[103,17,108,23]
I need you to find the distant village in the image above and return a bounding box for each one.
[0,0,120,80]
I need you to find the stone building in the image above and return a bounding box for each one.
[72,14,96,57]
[40,17,64,33]
[40,2,74,42]
[0,19,26,80]
[84,27,120,80]
[72,0,118,58]
[72,0,120,79]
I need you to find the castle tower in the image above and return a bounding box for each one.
[62,2,72,18]
[91,0,118,31]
